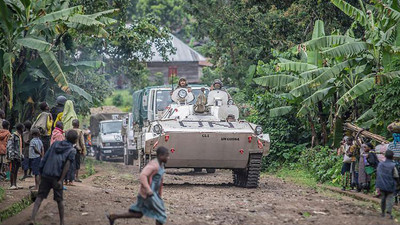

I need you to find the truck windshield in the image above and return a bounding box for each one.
[156,90,173,111]
[102,122,122,134]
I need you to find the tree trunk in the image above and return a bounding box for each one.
[308,115,319,147]
[317,101,328,145]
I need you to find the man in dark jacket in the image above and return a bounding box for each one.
[376,150,400,219]
[30,130,77,225]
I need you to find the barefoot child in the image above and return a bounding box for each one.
[107,146,170,225]
[29,128,44,190]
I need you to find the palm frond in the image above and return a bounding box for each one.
[331,0,367,26]
[69,83,93,102]
[2,52,14,108]
[321,42,368,58]
[278,62,317,73]
[254,74,298,87]
[39,52,70,92]
[337,78,374,106]
[302,87,334,107]
[304,35,355,51]
[32,6,82,25]
[16,38,52,52]
[309,59,357,87]
[68,14,104,26]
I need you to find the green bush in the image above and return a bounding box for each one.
[299,146,342,184]
[112,94,124,107]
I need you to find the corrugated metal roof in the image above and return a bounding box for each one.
[149,34,206,62]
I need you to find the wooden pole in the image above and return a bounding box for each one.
[344,123,389,144]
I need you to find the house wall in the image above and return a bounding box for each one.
[147,61,202,84]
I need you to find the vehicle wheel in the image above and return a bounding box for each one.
[206,169,216,174]
[100,154,106,161]
[194,168,202,173]
[233,154,262,188]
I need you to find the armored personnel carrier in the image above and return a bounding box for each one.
[139,86,270,188]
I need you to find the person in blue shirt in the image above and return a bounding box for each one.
[30,130,77,225]
[29,128,44,190]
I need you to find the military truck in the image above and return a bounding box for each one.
[90,113,127,161]
[139,87,270,188]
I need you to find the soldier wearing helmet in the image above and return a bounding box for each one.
[207,79,231,106]
[211,79,223,91]
[171,78,194,103]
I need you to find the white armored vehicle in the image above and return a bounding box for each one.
[139,84,270,188]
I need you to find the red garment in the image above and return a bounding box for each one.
[0,129,11,155]
[50,127,65,146]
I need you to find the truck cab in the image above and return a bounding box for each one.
[90,113,127,161]
[96,120,124,160]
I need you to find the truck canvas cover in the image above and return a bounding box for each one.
[90,113,128,136]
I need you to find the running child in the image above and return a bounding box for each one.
[107,146,170,225]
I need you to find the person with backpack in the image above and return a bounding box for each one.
[7,123,24,190]
[21,121,33,181]
[51,96,67,128]
[0,120,11,180]
[32,102,53,154]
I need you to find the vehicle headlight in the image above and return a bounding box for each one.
[178,89,187,99]
[227,99,234,105]
[153,124,163,134]
[255,126,263,135]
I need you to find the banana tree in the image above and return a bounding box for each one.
[0,0,117,113]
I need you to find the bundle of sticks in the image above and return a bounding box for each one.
[344,123,389,144]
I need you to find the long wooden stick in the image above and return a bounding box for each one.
[344,123,389,144]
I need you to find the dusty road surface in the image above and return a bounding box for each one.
[5,160,397,225]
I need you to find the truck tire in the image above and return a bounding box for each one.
[206,169,216,174]
[232,153,262,188]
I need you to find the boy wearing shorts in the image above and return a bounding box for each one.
[29,128,43,190]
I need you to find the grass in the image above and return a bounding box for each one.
[0,187,5,203]
[80,158,97,179]
[273,167,318,189]
[103,89,132,112]
[0,194,33,222]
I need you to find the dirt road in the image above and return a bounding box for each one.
[5,160,397,225]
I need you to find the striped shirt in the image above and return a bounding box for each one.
[388,142,400,159]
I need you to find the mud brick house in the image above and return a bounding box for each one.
[147,34,211,84]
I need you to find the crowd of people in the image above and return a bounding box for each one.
[0,96,86,190]
[339,128,400,219]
